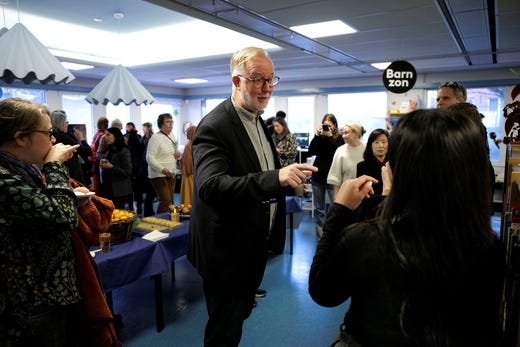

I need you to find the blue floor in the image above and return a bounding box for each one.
[112,212,348,347]
[112,198,502,347]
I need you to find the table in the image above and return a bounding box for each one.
[93,198,302,333]
[285,196,304,254]
[93,218,189,332]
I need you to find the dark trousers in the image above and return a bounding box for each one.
[134,174,156,216]
[202,280,256,347]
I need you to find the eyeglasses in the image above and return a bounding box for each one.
[32,129,54,140]
[440,81,460,88]
[237,75,280,87]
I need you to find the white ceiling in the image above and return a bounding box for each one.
[1,0,519,90]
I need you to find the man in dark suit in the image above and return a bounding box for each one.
[188,47,317,347]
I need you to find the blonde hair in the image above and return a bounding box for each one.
[0,98,47,146]
[230,47,270,75]
[345,123,366,138]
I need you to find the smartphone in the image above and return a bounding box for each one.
[67,124,76,135]
[68,124,87,137]
[322,124,330,132]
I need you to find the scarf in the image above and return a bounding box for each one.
[0,150,43,188]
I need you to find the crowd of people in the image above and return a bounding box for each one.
[44,112,195,217]
[0,45,506,347]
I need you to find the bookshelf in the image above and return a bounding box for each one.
[501,144,520,346]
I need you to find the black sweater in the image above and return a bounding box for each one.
[309,203,504,347]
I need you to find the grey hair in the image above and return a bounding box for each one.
[230,47,270,75]
[50,110,67,130]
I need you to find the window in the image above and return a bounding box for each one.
[141,102,180,138]
[61,93,93,142]
[328,92,387,138]
[427,87,505,162]
[106,103,130,128]
[287,95,315,135]
[0,87,46,104]
[203,98,225,116]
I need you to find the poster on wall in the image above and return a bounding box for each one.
[382,60,417,93]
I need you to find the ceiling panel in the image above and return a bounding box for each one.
[0,0,517,90]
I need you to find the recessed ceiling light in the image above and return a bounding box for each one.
[290,20,357,39]
[371,62,391,70]
[174,78,208,84]
[61,62,94,70]
[93,17,103,22]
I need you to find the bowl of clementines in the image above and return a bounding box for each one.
[107,209,137,244]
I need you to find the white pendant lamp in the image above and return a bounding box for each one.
[85,64,155,106]
[85,12,154,106]
[0,22,75,84]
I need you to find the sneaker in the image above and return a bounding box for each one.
[255,288,267,298]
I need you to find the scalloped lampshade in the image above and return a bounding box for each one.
[0,23,75,84]
[85,64,155,106]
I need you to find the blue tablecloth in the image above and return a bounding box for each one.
[92,197,304,331]
[95,198,302,292]
[94,218,189,292]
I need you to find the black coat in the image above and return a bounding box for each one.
[356,157,386,196]
[188,98,286,292]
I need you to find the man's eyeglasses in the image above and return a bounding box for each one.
[237,75,280,87]
[440,81,460,88]
[32,129,54,140]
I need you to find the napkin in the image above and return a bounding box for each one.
[142,230,169,242]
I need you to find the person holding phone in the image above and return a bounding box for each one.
[50,110,92,186]
[308,114,344,240]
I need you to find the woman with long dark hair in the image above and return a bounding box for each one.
[98,127,133,209]
[309,108,504,346]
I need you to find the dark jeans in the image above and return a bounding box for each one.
[312,181,334,239]
[202,280,256,347]
[134,173,156,216]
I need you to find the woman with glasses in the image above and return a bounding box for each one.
[0,98,83,345]
[50,110,93,186]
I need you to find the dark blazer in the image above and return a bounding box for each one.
[188,98,286,292]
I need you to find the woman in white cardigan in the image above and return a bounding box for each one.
[327,123,366,196]
[146,113,181,213]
